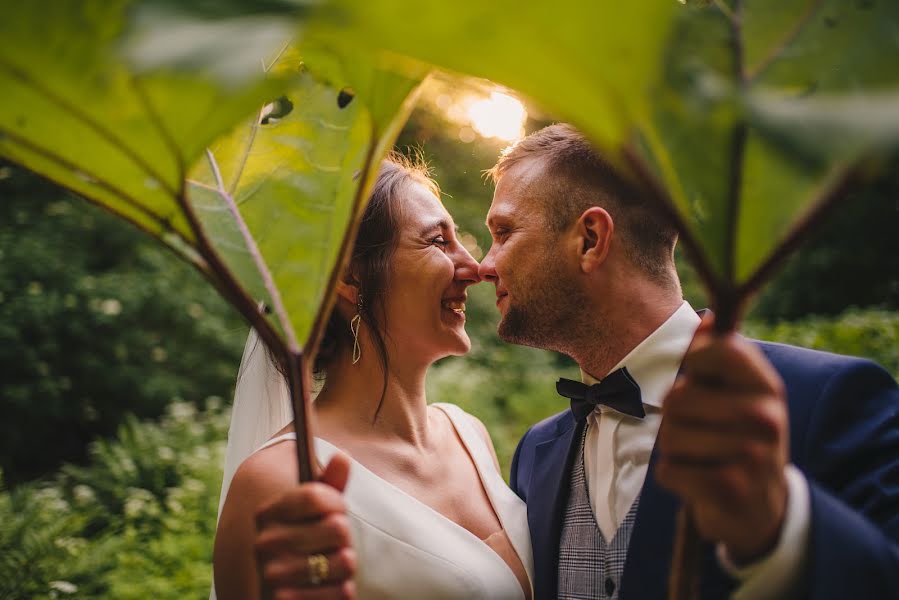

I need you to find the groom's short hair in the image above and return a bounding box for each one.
[487,123,677,283]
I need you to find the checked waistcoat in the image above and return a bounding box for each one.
[558,427,640,600]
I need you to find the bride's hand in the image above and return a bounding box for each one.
[254,454,357,600]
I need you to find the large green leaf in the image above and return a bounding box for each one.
[0,0,288,270]
[633,0,899,295]
[0,0,424,357]
[186,47,423,351]
[309,0,678,169]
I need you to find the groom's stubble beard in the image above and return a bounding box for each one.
[497,246,591,355]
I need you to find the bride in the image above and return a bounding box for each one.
[212,155,533,599]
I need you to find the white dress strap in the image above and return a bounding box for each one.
[253,432,297,454]
[431,403,497,472]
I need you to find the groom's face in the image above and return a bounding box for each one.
[480,158,582,352]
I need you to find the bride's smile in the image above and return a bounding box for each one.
[377,180,480,362]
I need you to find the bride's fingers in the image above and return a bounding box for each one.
[320,453,351,493]
[262,548,357,588]
[255,513,352,557]
[256,482,346,527]
[273,581,355,600]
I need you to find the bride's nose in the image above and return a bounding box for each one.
[453,244,481,285]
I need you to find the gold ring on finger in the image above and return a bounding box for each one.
[307,553,329,585]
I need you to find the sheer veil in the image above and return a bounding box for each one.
[211,327,293,599]
[215,327,293,525]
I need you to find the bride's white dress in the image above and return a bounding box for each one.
[248,403,534,599]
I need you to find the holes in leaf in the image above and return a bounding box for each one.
[338,88,355,109]
[261,96,294,125]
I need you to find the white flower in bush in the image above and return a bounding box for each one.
[49,580,77,594]
[169,401,196,421]
[182,478,205,494]
[124,487,159,519]
[72,484,96,504]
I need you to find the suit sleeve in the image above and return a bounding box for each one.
[799,359,899,599]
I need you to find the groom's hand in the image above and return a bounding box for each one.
[254,453,356,600]
[656,314,790,564]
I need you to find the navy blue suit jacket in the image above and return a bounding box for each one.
[510,342,899,599]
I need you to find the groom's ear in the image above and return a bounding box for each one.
[575,207,613,273]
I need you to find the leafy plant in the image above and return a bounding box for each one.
[0,164,245,483]
[0,400,229,599]
[0,1,424,479]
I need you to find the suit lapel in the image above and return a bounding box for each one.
[529,415,585,600]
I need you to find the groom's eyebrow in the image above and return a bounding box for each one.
[486,210,512,228]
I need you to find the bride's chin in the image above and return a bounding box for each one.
[431,333,471,358]
[450,332,472,355]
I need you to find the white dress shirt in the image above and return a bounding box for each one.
[581,301,810,599]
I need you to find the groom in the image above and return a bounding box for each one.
[476,124,899,599]
[255,124,899,599]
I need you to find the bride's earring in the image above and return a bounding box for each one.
[350,294,363,364]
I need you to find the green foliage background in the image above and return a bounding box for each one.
[0,401,228,599]
[2,74,897,598]
[0,165,245,484]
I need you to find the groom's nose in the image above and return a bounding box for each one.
[478,245,498,283]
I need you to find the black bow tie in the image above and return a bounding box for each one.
[556,367,644,421]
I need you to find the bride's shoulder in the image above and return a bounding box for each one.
[228,438,297,509]
[214,437,298,596]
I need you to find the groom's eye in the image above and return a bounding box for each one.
[431,235,449,247]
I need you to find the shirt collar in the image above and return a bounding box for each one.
[581,301,701,410]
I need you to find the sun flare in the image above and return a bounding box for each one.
[465,91,527,143]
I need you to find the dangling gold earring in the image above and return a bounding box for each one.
[350,294,363,364]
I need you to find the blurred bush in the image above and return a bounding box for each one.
[749,157,899,321]
[0,399,227,600]
[0,164,245,484]
[744,309,899,379]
